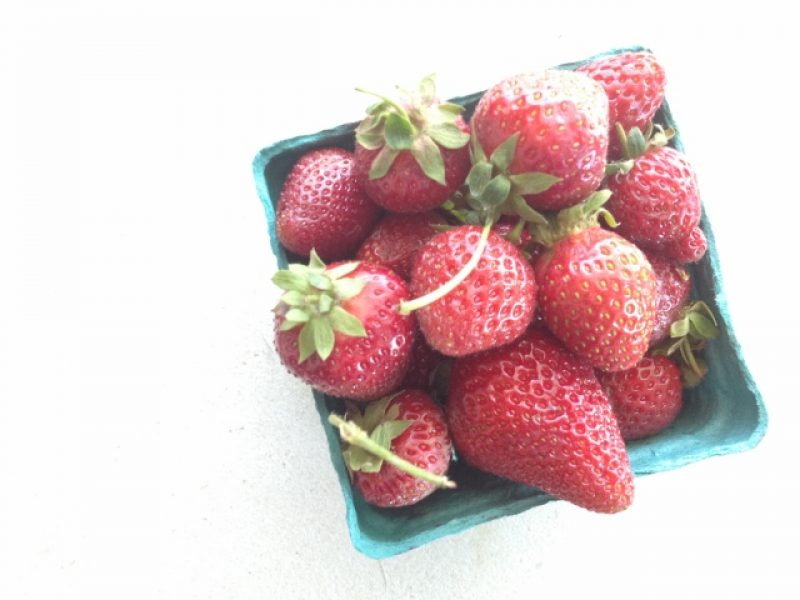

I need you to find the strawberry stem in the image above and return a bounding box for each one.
[328,414,456,489]
[398,219,494,315]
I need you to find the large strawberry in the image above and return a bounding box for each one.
[447,326,634,513]
[405,225,537,356]
[647,252,692,346]
[355,212,446,280]
[329,391,454,508]
[276,147,381,261]
[533,191,657,372]
[606,124,702,256]
[353,75,471,213]
[272,252,415,401]
[598,355,683,441]
[470,70,609,210]
[576,51,666,158]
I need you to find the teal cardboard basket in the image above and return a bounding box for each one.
[252,46,768,559]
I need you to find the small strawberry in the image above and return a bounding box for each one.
[406,225,537,356]
[533,191,657,372]
[576,51,666,158]
[647,252,692,346]
[605,125,702,251]
[401,333,444,391]
[447,326,634,513]
[353,75,471,213]
[655,225,708,264]
[355,212,446,280]
[276,147,381,261]
[598,355,683,441]
[272,252,415,401]
[329,391,454,508]
[471,70,609,210]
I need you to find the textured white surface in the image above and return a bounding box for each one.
[2,1,800,598]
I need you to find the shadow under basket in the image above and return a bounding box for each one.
[252,45,768,559]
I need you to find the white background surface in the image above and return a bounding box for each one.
[2,1,799,598]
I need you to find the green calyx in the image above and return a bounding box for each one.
[329,396,456,489]
[526,189,617,248]
[453,131,560,227]
[651,301,720,388]
[272,249,367,363]
[355,74,470,186]
[606,122,676,175]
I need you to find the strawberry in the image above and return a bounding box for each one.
[329,391,454,508]
[605,125,702,251]
[406,225,537,356]
[401,332,444,391]
[598,355,682,441]
[355,212,446,280]
[353,75,471,213]
[533,192,657,372]
[647,252,692,346]
[276,147,381,261]
[470,70,609,210]
[272,252,415,401]
[447,326,634,513]
[576,51,666,158]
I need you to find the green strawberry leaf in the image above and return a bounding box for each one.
[511,193,548,225]
[385,112,415,151]
[470,130,488,165]
[333,277,366,301]
[343,446,382,473]
[688,312,720,339]
[418,74,436,104]
[362,395,395,433]
[297,320,317,363]
[670,317,691,338]
[370,420,413,452]
[307,271,331,290]
[284,308,310,323]
[489,132,519,172]
[479,175,512,207]
[329,306,367,337]
[278,318,303,332]
[280,290,305,307]
[356,130,385,150]
[272,270,310,293]
[467,161,493,198]
[509,172,561,195]
[411,134,446,185]
[427,123,470,149]
[312,317,335,361]
[326,262,360,280]
[318,294,333,313]
[369,145,399,180]
[309,249,326,270]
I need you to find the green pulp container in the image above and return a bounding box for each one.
[252,46,768,559]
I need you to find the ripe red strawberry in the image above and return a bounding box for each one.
[598,355,682,441]
[353,76,471,213]
[471,70,609,210]
[576,51,666,158]
[355,212,447,280]
[408,225,537,356]
[447,327,634,513]
[606,140,701,250]
[655,225,707,264]
[647,252,692,346]
[534,193,657,372]
[330,391,453,508]
[402,333,444,391]
[273,254,415,401]
[276,147,381,261]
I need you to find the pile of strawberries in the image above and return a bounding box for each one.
[271,51,719,514]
